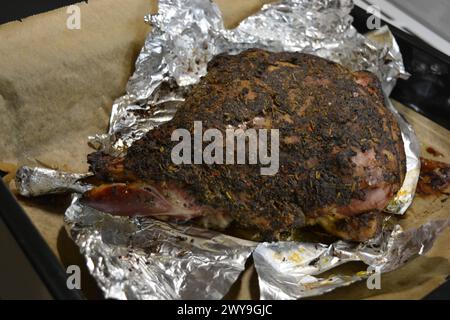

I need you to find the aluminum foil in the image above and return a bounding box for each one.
[65,194,256,299]
[15,0,447,300]
[15,166,92,196]
[254,219,450,299]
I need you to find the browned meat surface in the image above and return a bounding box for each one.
[83,49,406,242]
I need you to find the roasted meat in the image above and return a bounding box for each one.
[83,49,406,242]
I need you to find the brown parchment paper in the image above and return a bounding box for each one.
[1,0,449,300]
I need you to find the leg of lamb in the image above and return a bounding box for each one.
[82,49,406,242]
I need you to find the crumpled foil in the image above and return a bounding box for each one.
[65,194,256,299]
[16,0,447,300]
[15,166,92,197]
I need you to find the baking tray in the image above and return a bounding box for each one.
[0,0,84,25]
[0,3,449,300]
[0,178,83,299]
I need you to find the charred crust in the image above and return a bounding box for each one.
[93,49,406,241]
